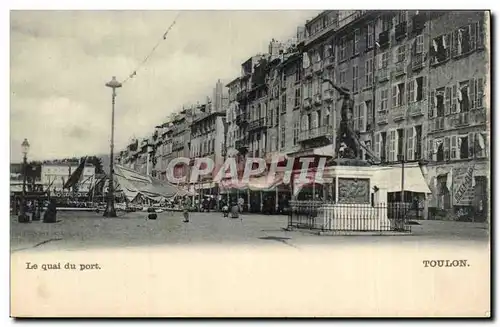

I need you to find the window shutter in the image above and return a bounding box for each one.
[451,135,457,160]
[469,78,476,109]
[476,78,484,108]
[301,115,308,131]
[444,86,451,116]
[407,81,412,104]
[374,133,381,158]
[427,138,433,160]
[422,76,427,101]
[451,30,458,58]
[429,90,435,118]
[311,111,318,129]
[468,132,474,158]
[406,127,414,160]
[444,136,450,161]
[360,102,366,132]
[477,21,485,49]
[392,85,398,108]
[451,84,458,114]
[390,130,396,162]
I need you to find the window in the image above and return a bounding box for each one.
[389,129,398,162]
[353,29,360,55]
[312,78,320,95]
[280,123,286,149]
[444,136,450,161]
[301,114,309,132]
[436,139,444,162]
[451,22,485,58]
[397,128,404,158]
[416,34,424,54]
[293,121,299,145]
[339,68,347,85]
[281,94,287,113]
[392,83,405,108]
[475,132,487,158]
[380,51,389,68]
[397,44,406,63]
[395,11,406,25]
[416,76,427,102]
[294,88,301,107]
[380,88,389,110]
[374,132,381,159]
[323,106,331,126]
[427,138,434,161]
[295,63,302,82]
[324,44,333,58]
[340,36,347,61]
[435,88,445,117]
[408,79,415,103]
[415,125,422,159]
[359,102,366,132]
[367,22,374,48]
[475,78,484,108]
[431,34,451,65]
[381,132,387,162]
[459,134,469,159]
[382,15,392,31]
[352,65,359,92]
[365,58,373,87]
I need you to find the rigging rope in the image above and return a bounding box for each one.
[120,12,182,86]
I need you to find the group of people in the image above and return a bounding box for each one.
[11,198,58,223]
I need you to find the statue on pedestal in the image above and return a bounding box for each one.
[322,78,380,164]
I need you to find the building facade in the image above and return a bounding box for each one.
[118,10,489,220]
[41,162,95,194]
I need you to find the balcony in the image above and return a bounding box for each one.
[395,22,407,40]
[248,117,267,132]
[303,97,312,109]
[378,30,390,47]
[376,110,388,125]
[314,93,322,106]
[313,61,322,73]
[323,89,334,102]
[323,56,335,68]
[411,53,426,71]
[429,117,445,132]
[172,141,184,151]
[447,109,487,129]
[393,61,407,77]
[392,106,406,122]
[376,67,390,82]
[298,125,331,142]
[408,101,426,117]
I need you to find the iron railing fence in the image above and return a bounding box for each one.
[288,201,415,233]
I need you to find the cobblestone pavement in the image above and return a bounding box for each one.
[10,211,489,252]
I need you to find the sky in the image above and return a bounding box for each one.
[10,10,319,163]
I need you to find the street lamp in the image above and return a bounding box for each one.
[18,138,30,223]
[103,76,122,217]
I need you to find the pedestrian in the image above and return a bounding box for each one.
[183,196,191,223]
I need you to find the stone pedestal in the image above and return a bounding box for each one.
[318,165,392,231]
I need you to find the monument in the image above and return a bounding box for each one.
[314,79,393,231]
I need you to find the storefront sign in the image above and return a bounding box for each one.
[453,165,474,205]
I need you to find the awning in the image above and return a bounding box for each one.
[385,166,432,194]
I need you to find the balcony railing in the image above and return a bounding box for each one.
[429,117,445,132]
[411,53,426,71]
[393,61,407,77]
[408,101,426,117]
[303,97,312,109]
[248,117,267,131]
[392,106,406,121]
[395,22,408,40]
[376,67,390,82]
[447,109,487,129]
[377,110,388,125]
[298,125,331,142]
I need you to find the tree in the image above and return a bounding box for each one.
[86,156,104,175]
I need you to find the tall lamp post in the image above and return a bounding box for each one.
[103,76,122,217]
[18,138,30,223]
